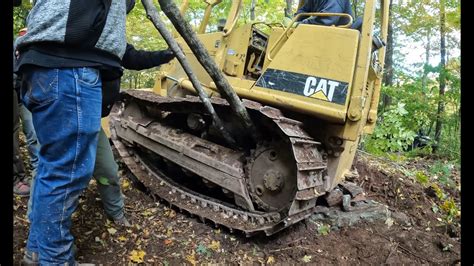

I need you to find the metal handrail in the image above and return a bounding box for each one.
[223,0,242,37]
[266,12,354,62]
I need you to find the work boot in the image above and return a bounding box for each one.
[21,249,38,266]
[22,244,78,265]
[113,215,132,227]
[14,180,30,197]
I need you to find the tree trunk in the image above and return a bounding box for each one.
[157,0,258,141]
[381,0,394,113]
[250,0,256,20]
[285,0,294,18]
[421,29,431,91]
[433,0,446,153]
[382,0,394,87]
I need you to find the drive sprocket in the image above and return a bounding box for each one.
[246,141,297,212]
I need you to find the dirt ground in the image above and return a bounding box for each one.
[13,142,461,264]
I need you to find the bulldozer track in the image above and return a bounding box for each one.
[110,90,328,236]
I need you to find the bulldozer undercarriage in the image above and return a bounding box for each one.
[110,90,363,236]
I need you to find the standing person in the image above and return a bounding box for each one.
[15,28,40,179]
[295,0,353,26]
[14,28,40,217]
[13,29,32,197]
[14,0,128,264]
[95,44,176,227]
[13,87,30,197]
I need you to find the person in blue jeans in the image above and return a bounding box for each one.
[14,0,128,264]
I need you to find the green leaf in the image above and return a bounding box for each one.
[302,255,312,263]
[317,224,330,236]
[98,176,110,186]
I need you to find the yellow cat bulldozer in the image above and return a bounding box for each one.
[107,0,390,236]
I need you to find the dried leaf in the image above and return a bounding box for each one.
[122,179,130,189]
[142,210,153,217]
[186,250,197,266]
[107,228,117,235]
[129,250,146,263]
[267,256,275,264]
[385,217,394,228]
[168,210,176,218]
[302,255,312,263]
[164,239,173,246]
[208,240,220,251]
[118,236,127,242]
[166,227,173,238]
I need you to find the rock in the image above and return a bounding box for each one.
[324,188,343,207]
[391,211,410,225]
[340,182,364,197]
[310,200,390,229]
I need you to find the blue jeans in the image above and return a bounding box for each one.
[21,66,102,265]
[94,127,125,220]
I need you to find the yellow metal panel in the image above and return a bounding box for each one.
[222,25,252,77]
[252,25,360,123]
[266,25,359,85]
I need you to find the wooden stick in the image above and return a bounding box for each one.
[157,0,258,141]
[141,0,237,147]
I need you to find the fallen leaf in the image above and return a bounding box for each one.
[107,228,117,235]
[302,255,312,263]
[122,179,130,189]
[164,239,173,246]
[208,240,220,252]
[267,256,275,264]
[118,236,127,242]
[385,217,394,228]
[129,250,146,263]
[142,210,153,217]
[166,227,173,238]
[186,250,197,266]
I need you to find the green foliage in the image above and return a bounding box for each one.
[429,161,455,187]
[317,224,330,236]
[440,198,460,223]
[364,102,417,153]
[405,145,433,158]
[430,183,445,200]
[13,2,32,38]
[415,171,429,185]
